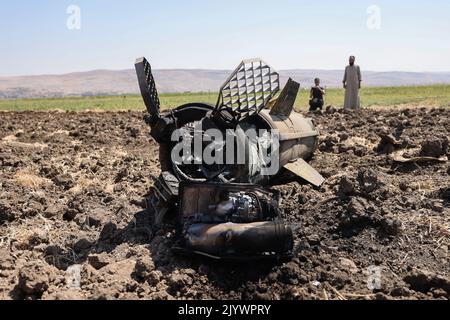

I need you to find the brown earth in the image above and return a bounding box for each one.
[0,107,449,300]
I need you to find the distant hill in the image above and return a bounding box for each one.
[1,68,450,99]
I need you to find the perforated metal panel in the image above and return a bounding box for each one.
[135,57,160,118]
[216,58,280,123]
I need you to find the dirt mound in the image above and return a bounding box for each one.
[420,137,449,158]
[0,107,449,300]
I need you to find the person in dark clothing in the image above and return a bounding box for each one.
[309,78,326,111]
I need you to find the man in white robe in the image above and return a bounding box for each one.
[343,56,362,109]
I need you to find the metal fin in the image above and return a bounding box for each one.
[284,158,325,187]
[215,58,280,124]
[135,57,160,120]
[269,78,300,116]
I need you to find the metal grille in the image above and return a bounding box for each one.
[135,57,160,118]
[216,58,280,123]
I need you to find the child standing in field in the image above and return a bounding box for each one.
[309,78,326,111]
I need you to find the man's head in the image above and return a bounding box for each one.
[349,56,356,66]
[314,78,321,86]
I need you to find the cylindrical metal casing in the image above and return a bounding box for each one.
[258,110,319,168]
[185,221,293,255]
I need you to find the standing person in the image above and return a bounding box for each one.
[343,56,362,110]
[309,78,326,111]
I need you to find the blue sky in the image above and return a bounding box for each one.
[0,0,449,76]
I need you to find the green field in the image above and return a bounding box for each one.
[0,85,449,112]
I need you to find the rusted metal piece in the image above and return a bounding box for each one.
[184,222,293,256]
[258,109,319,167]
[179,182,278,223]
[269,78,299,117]
[178,182,291,259]
[146,172,179,227]
[284,159,325,187]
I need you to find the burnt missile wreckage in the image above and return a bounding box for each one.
[135,57,325,261]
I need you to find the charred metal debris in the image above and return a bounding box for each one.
[135,57,325,261]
